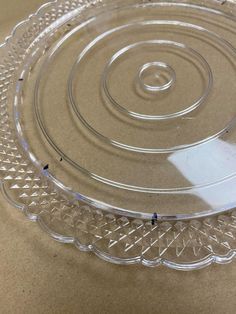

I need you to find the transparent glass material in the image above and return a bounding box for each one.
[2,0,236,270]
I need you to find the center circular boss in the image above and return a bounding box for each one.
[138,61,176,93]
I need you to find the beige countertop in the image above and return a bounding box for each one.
[0,1,236,313]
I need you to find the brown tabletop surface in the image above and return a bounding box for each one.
[0,1,236,313]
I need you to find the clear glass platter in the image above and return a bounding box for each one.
[2,0,236,270]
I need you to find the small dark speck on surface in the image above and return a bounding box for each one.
[226,130,229,133]
[60,157,63,162]
[221,0,226,4]
[43,164,49,170]
[18,78,23,81]
[67,23,71,27]
[53,254,57,258]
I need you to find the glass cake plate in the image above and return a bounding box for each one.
[2,0,236,270]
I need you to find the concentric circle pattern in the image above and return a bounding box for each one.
[2,0,236,269]
[101,39,212,121]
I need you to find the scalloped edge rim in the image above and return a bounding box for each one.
[1,0,236,270]
[2,178,236,270]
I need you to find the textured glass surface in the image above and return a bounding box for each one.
[1,0,236,270]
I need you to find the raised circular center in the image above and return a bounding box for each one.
[138,61,176,92]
